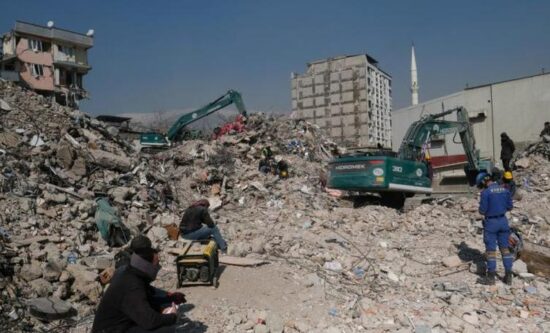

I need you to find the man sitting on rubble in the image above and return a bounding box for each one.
[92,236,185,333]
[476,172,514,285]
[179,199,228,253]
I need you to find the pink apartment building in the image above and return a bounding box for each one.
[0,21,93,107]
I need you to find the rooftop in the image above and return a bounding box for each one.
[13,21,93,48]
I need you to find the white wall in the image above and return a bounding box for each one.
[392,73,550,163]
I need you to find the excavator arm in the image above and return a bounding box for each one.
[166,90,247,141]
[398,107,479,171]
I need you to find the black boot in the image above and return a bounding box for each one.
[478,271,496,285]
[503,271,513,285]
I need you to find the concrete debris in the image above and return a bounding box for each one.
[1,80,550,332]
[27,297,76,321]
[442,255,463,268]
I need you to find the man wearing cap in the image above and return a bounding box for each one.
[179,199,228,253]
[476,172,514,285]
[92,236,185,333]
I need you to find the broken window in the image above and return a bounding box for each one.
[30,64,44,77]
[59,45,75,58]
[28,39,43,52]
[58,68,66,85]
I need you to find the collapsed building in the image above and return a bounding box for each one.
[291,54,392,149]
[1,79,550,332]
[0,21,94,108]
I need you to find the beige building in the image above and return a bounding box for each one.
[291,54,392,148]
[0,21,93,107]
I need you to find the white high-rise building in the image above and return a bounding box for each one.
[291,54,392,148]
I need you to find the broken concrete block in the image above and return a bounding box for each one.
[90,149,132,172]
[66,264,98,283]
[208,196,222,210]
[74,281,102,302]
[147,226,168,244]
[42,262,62,282]
[0,132,20,148]
[29,278,53,297]
[442,255,463,268]
[109,186,135,205]
[512,259,528,275]
[71,157,87,177]
[80,255,114,271]
[56,144,75,169]
[27,297,76,321]
[0,98,11,111]
[20,261,43,282]
[514,157,530,169]
[42,191,67,204]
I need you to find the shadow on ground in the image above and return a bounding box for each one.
[456,241,485,275]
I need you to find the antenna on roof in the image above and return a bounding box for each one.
[47,21,54,28]
[86,29,95,37]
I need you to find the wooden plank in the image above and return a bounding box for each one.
[520,241,550,277]
[219,256,268,267]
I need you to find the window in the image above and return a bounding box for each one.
[30,64,44,77]
[59,45,75,57]
[28,39,43,52]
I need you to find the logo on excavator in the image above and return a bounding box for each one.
[372,168,384,176]
[335,164,366,170]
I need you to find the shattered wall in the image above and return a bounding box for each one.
[291,54,392,149]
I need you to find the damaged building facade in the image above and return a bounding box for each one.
[291,54,392,148]
[0,21,93,107]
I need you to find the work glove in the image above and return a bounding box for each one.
[167,291,186,304]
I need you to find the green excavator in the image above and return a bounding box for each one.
[327,107,492,208]
[140,90,247,151]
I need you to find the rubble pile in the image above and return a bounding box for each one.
[1,79,549,333]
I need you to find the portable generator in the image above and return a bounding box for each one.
[176,239,219,287]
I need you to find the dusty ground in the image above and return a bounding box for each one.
[172,262,331,332]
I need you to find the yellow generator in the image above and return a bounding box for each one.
[176,239,219,287]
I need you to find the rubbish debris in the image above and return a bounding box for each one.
[1,80,550,332]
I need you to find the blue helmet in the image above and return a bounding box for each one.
[475,172,490,187]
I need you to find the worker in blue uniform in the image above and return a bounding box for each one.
[476,172,514,285]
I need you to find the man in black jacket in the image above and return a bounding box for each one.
[92,240,182,333]
[179,199,228,253]
[500,132,515,172]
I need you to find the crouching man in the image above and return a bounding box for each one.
[92,237,185,333]
[179,199,228,253]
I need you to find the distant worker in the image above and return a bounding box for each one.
[261,146,273,159]
[500,132,515,172]
[424,152,434,181]
[179,199,228,253]
[502,171,517,198]
[491,167,503,184]
[476,172,514,285]
[540,121,550,140]
[92,236,185,333]
[259,146,275,174]
[276,159,289,179]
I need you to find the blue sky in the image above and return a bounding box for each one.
[1,1,549,115]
